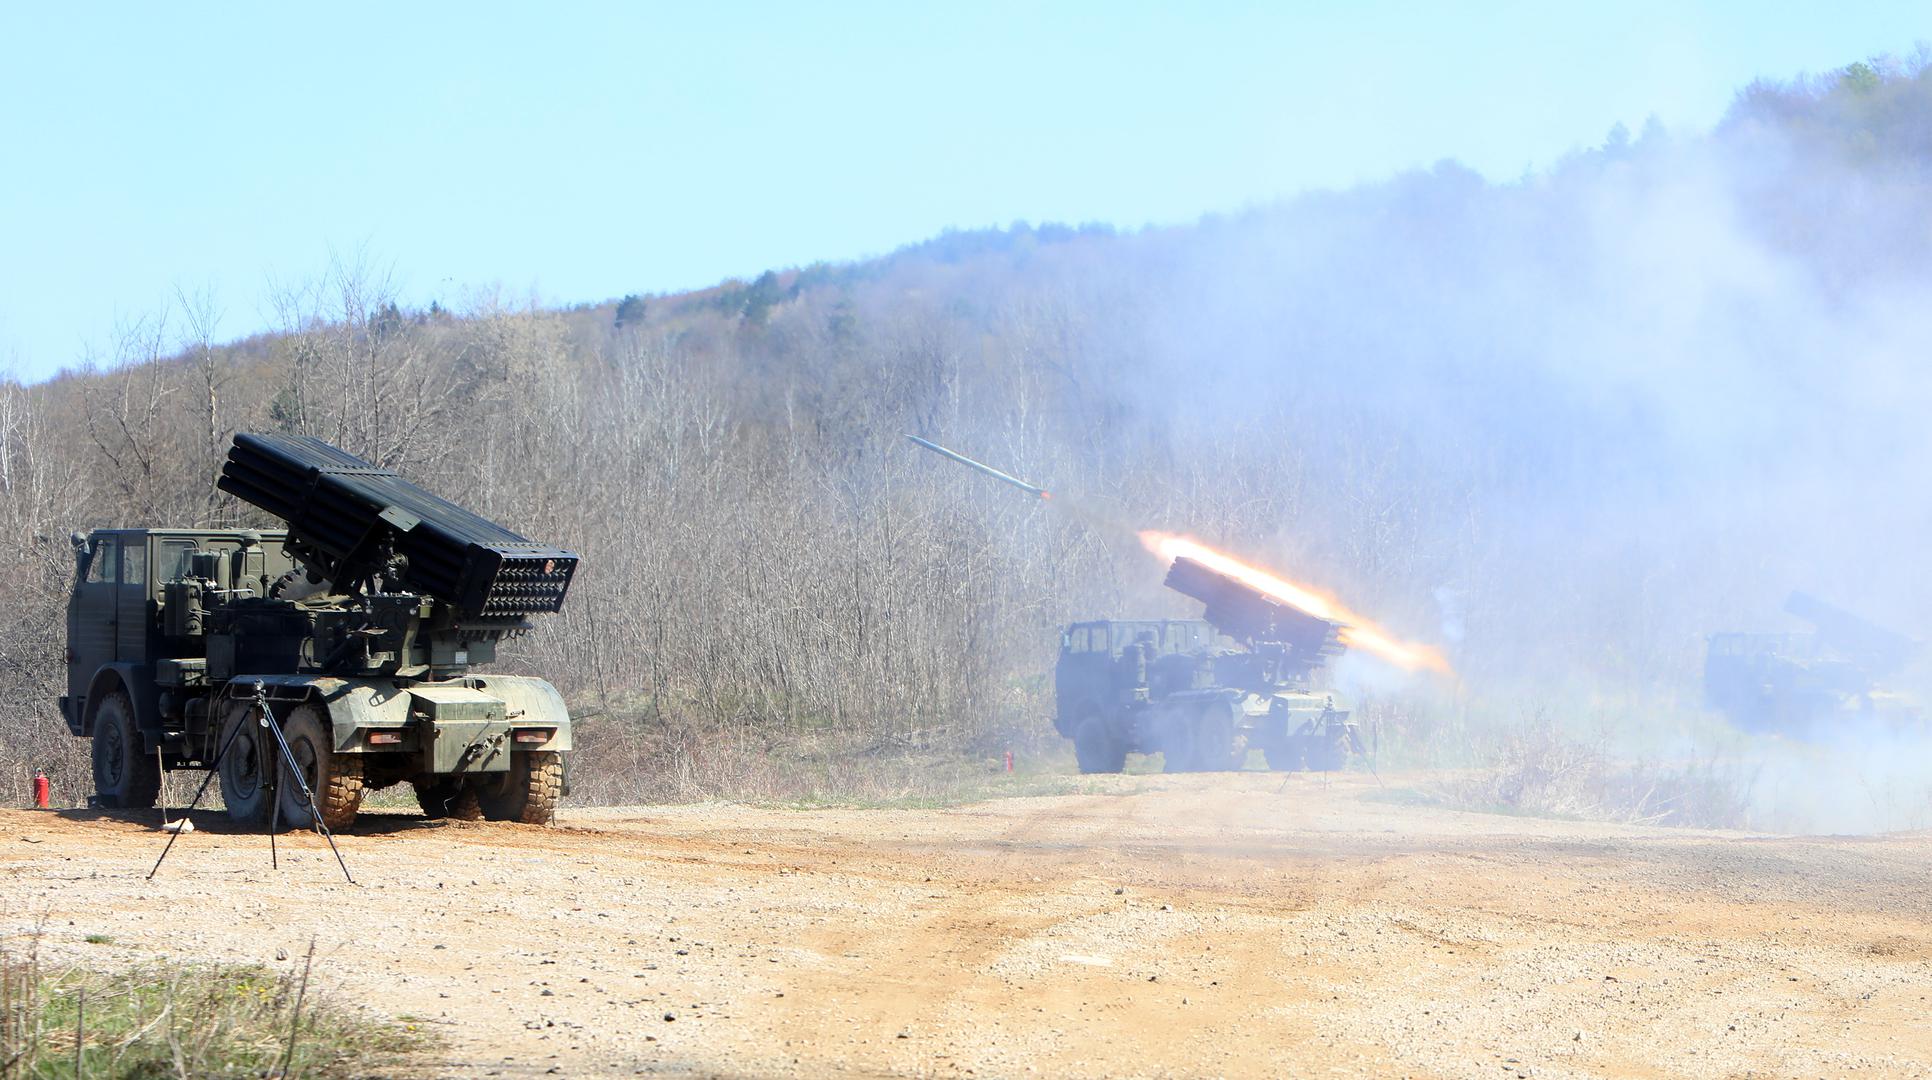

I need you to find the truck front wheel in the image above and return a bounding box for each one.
[479,751,562,824]
[276,705,365,831]
[91,692,160,810]
[218,708,273,822]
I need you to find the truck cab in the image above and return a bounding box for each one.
[63,528,298,740]
[1053,619,1218,738]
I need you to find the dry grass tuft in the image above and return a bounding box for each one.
[0,931,427,1079]
[1435,712,1754,829]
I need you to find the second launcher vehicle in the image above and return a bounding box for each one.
[1056,555,1360,774]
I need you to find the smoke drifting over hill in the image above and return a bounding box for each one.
[6,56,1932,829]
[1064,62,1932,828]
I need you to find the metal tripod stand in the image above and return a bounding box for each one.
[148,682,354,883]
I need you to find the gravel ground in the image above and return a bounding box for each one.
[3,770,1930,1078]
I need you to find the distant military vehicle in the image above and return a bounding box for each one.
[64,433,579,827]
[1705,591,1922,739]
[897,434,1364,773]
[1055,557,1358,773]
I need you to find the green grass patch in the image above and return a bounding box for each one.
[0,941,429,1079]
[357,784,424,811]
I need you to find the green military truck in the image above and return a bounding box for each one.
[1053,559,1358,774]
[63,433,579,828]
[1704,591,1922,740]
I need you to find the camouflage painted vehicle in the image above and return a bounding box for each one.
[63,434,579,828]
[1705,591,1922,740]
[1053,558,1358,774]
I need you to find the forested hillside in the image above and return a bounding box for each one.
[7,56,1932,806]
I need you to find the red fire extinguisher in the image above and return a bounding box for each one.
[32,769,50,809]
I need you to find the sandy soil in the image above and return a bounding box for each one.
[3,771,1931,1078]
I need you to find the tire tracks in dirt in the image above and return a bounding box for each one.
[3,773,1931,1077]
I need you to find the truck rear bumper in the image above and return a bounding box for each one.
[231,673,572,777]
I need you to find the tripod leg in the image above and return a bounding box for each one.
[262,697,282,868]
[269,767,280,869]
[147,710,247,880]
[261,707,355,885]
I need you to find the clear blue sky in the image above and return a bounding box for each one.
[2,2,1926,381]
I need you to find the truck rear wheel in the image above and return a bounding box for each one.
[218,707,273,822]
[413,778,483,821]
[91,692,160,810]
[1263,735,1305,772]
[1073,713,1126,774]
[479,751,562,824]
[1305,729,1350,772]
[276,705,365,831]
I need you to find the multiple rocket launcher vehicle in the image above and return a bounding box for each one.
[1705,591,1923,739]
[906,434,1363,773]
[65,433,579,827]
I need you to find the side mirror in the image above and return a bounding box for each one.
[70,531,91,576]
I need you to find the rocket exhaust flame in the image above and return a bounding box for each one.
[900,436,1448,674]
[1140,531,1454,675]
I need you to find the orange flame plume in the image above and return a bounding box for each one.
[1139,531,1454,675]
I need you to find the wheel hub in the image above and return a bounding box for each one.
[229,731,263,797]
[100,724,125,783]
[290,739,318,795]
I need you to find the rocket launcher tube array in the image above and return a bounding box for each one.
[219,433,578,620]
[901,432,1450,676]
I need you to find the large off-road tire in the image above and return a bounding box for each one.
[1072,713,1126,774]
[478,751,562,825]
[218,707,274,823]
[1304,728,1350,773]
[91,692,160,810]
[412,778,483,821]
[1262,734,1305,772]
[275,705,364,831]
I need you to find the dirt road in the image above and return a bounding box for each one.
[3,772,1930,1078]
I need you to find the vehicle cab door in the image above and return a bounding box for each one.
[1054,624,1110,720]
[66,534,119,724]
[115,533,151,661]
